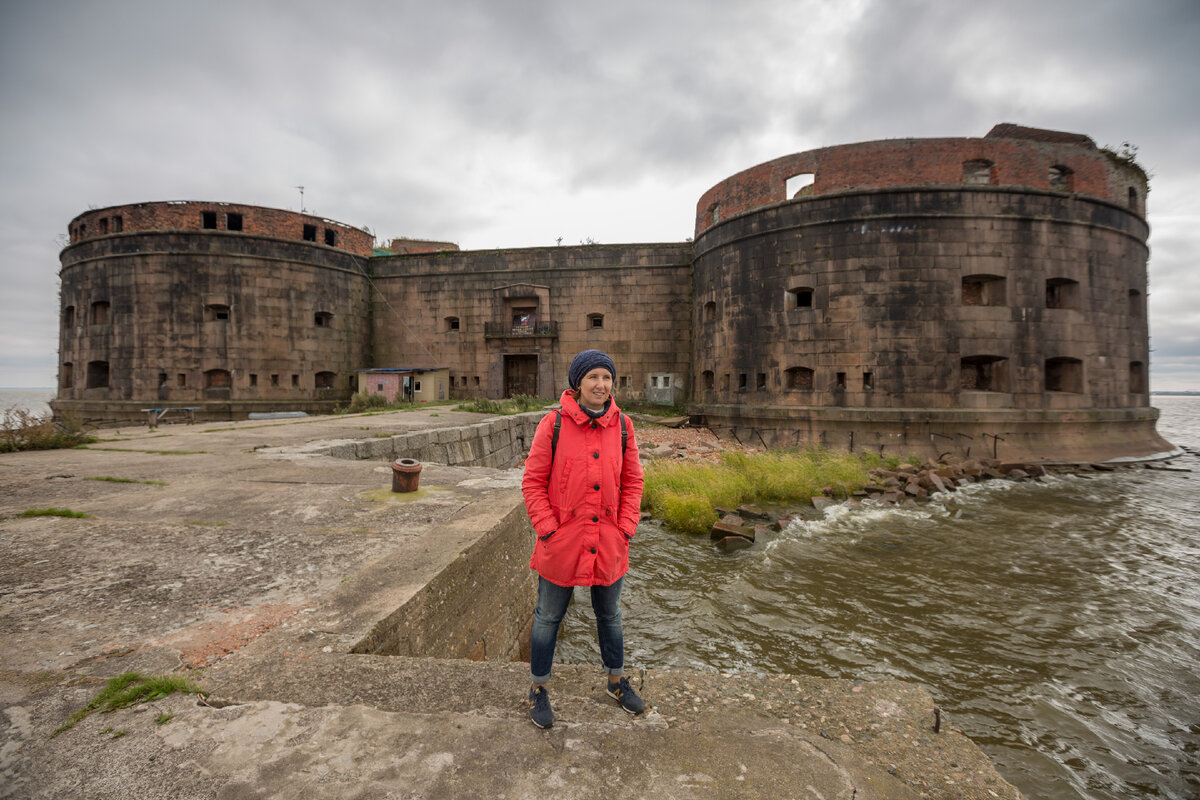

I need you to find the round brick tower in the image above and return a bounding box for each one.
[690,124,1172,462]
[53,201,373,423]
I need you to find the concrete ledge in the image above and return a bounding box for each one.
[350,493,537,660]
[692,402,1174,462]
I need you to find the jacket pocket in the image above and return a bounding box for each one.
[538,530,556,542]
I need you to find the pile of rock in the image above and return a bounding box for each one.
[704,458,1051,551]
[858,458,1045,506]
[709,505,783,552]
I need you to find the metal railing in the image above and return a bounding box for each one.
[484,320,558,338]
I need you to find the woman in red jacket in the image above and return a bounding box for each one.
[521,349,645,728]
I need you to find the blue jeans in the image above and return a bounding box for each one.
[530,575,624,684]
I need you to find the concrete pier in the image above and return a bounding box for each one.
[0,409,1024,799]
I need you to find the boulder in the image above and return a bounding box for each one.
[710,516,755,541]
[811,496,836,511]
[736,504,769,520]
[716,535,753,552]
[1007,468,1029,479]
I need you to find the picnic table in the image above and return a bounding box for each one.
[140,407,199,429]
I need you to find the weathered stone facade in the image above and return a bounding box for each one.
[52,125,1173,462]
[690,124,1167,461]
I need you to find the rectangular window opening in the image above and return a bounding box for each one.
[249,373,258,387]
[291,374,299,388]
[177,373,187,388]
[324,229,337,246]
[271,374,280,387]
[835,372,846,390]
[303,224,317,242]
[226,212,243,231]
[201,211,218,229]
[863,371,874,390]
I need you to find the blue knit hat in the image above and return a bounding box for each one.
[568,349,616,390]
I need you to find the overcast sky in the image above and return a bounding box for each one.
[2,0,1197,390]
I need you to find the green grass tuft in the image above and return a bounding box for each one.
[52,672,203,737]
[18,507,91,519]
[86,476,168,485]
[642,448,873,535]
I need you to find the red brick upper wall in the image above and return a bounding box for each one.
[67,201,375,257]
[695,124,1148,237]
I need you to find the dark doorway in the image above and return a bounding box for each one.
[504,354,538,397]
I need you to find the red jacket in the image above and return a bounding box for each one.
[522,391,644,587]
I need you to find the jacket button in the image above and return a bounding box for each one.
[590,547,597,554]
[590,421,597,429]
[593,483,600,490]
[593,452,599,459]
[592,515,599,522]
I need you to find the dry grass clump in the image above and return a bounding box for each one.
[0,408,94,453]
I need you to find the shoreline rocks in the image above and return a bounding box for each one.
[706,456,1181,546]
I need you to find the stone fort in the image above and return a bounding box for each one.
[53,123,1172,462]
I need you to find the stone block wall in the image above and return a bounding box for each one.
[309,412,543,469]
[368,244,693,402]
[54,231,371,422]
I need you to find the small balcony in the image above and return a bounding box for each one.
[485,320,558,339]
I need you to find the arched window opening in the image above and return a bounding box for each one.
[1045,357,1083,393]
[785,366,814,391]
[1048,165,1074,192]
[702,370,714,391]
[962,274,1006,307]
[314,311,334,328]
[91,301,110,325]
[787,286,814,309]
[315,371,335,389]
[786,173,815,198]
[1129,361,1146,394]
[1046,278,1080,309]
[204,369,231,389]
[961,355,1009,392]
[963,160,995,185]
[63,305,75,328]
[703,301,716,322]
[86,361,109,389]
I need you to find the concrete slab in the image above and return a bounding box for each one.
[0,409,1025,800]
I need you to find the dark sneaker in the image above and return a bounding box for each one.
[528,686,554,728]
[606,676,645,715]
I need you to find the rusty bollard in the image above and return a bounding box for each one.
[391,458,422,493]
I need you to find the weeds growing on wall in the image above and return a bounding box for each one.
[0,408,95,453]
[455,395,552,415]
[642,448,882,535]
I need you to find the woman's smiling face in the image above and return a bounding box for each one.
[577,367,613,411]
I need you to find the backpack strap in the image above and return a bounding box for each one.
[550,410,562,464]
[549,409,626,467]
